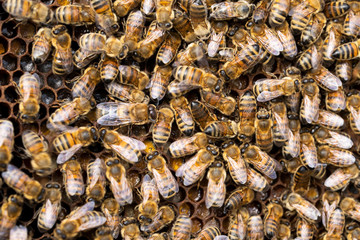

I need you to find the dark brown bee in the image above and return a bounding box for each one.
[255,108,273,152]
[324,1,350,19]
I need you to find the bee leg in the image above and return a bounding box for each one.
[65,76,80,84]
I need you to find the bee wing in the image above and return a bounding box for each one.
[97,115,132,126]
[348,10,360,34]
[68,201,95,220]
[310,45,322,71]
[10,225,27,240]
[176,154,196,178]
[257,90,284,102]
[0,122,14,147]
[110,176,133,205]
[205,174,226,209]
[153,167,179,198]
[110,144,140,163]
[291,201,320,222]
[276,25,297,58]
[255,27,283,56]
[56,144,83,164]
[168,81,199,97]
[226,154,247,184]
[208,31,224,57]
[317,110,344,128]
[89,158,105,189]
[323,200,337,229]
[301,142,318,168]
[313,69,342,91]
[176,107,195,125]
[350,106,360,132]
[273,111,289,138]
[214,236,229,240]
[118,135,146,150]
[42,199,60,229]
[303,94,319,124]
[327,130,353,149]
[78,212,107,231]
[324,168,352,189]
[257,150,277,179]
[103,207,119,238]
[287,130,300,158]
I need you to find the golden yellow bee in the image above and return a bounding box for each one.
[324,164,359,191]
[318,145,355,167]
[247,215,264,239]
[210,1,253,20]
[113,0,141,17]
[264,202,283,239]
[207,21,228,58]
[32,27,52,64]
[323,208,345,239]
[189,0,210,39]
[252,0,269,24]
[121,217,144,240]
[255,108,273,152]
[325,88,346,112]
[269,0,290,27]
[55,5,95,26]
[324,0,350,18]
[73,48,98,69]
[322,22,342,64]
[104,158,133,206]
[0,120,14,171]
[146,152,179,198]
[194,222,221,240]
[117,65,150,91]
[288,0,320,34]
[170,207,192,240]
[296,218,314,240]
[222,141,247,185]
[168,132,208,158]
[313,109,344,130]
[228,208,249,240]
[237,91,256,140]
[300,12,326,46]
[106,82,148,103]
[37,182,62,232]
[246,167,269,192]
[101,198,121,238]
[271,101,290,146]
[54,201,107,239]
[22,130,54,176]
[152,107,174,145]
[275,21,298,59]
[172,8,197,43]
[9,225,28,240]
[283,192,321,222]
[2,164,45,202]
[148,65,172,102]
[190,100,217,131]
[224,187,254,213]
[335,60,352,83]
[346,222,360,240]
[332,39,360,60]
[61,159,85,198]
[296,45,322,71]
[71,66,101,100]
[140,205,175,234]
[308,66,342,91]
[91,0,119,36]
[300,132,318,169]
[300,78,320,124]
[291,165,311,193]
[322,191,340,229]
[204,120,238,138]
[340,197,360,222]
[200,90,236,116]
[170,96,195,136]
[86,158,106,203]
[100,55,119,84]
[156,31,182,65]
[282,114,300,158]
[174,42,205,67]
[100,129,145,164]
[347,94,360,134]
[155,0,174,29]
[137,174,159,224]
[53,127,99,164]
[94,226,114,240]
[51,25,73,76]
[206,161,226,209]
[0,195,23,239]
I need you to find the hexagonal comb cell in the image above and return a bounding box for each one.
[2,53,17,71]
[10,38,26,55]
[1,20,17,38]
[0,36,8,55]
[20,55,36,72]
[19,23,36,39]
[0,70,10,85]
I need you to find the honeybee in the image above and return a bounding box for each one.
[174,42,205,67]
[170,207,192,240]
[264,202,283,239]
[146,151,179,198]
[340,197,360,222]
[206,161,226,209]
[336,60,352,83]
[308,66,342,91]
[228,208,249,240]
[301,12,326,47]
[324,0,350,18]
[324,164,359,191]
[300,132,318,169]
[121,217,144,240]
[346,222,360,240]
[278,220,291,240]
[172,8,197,43]
[99,56,119,84]
[138,174,159,224]
[252,0,269,24]
[230,27,255,50]
[54,201,106,239]
[313,109,344,130]
[113,0,141,17]
[95,226,113,240]
[148,65,172,102]
[275,21,298,59]
[153,107,174,145]
[176,147,218,186]
[141,0,156,17]
[53,127,99,164]
[105,158,133,206]
[210,1,253,20]
[324,208,345,239]
[318,145,355,167]
[332,39,360,60]
[255,108,273,152]
[0,195,23,239]
[271,102,290,146]
[204,120,238,138]
[246,167,269,192]
[32,28,52,64]
[253,77,300,102]
[325,88,346,112]
[288,0,320,34]
[118,65,150,90]
[106,82,148,103]
[51,25,73,76]
[207,21,228,58]
[241,144,278,179]
[322,22,342,64]
[73,48,98,69]
[296,44,322,71]
[9,225,28,240]
[343,9,360,37]
[37,182,62,232]
[0,120,14,171]
[168,132,208,158]
[149,233,169,240]
[86,158,106,203]
[296,218,314,240]
[61,159,85,198]
[170,97,195,136]
[140,205,175,234]
[224,187,254,212]
[200,90,236,116]
[300,78,320,124]
[222,141,247,185]
[269,0,290,27]
[291,165,311,194]
[156,32,181,66]
[194,224,221,240]
[96,102,156,126]
[189,0,210,39]
[101,198,121,238]
[237,91,256,140]
[22,130,54,176]
[311,162,327,179]
[282,114,300,158]
[91,0,119,36]
[283,192,321,222]
[71,66,100,100]
[155,0,174,29]
[322,191,340,229]
[134,21,167,61]
[347,94,360,134]
[247,215,264,239]
[190,100,217,131]
[55,5,95,25]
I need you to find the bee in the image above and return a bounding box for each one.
[210,1,253,20]
[9,225,28,240]
[343,9,360,37]
[313,109,344,130]
[254,108,273,152]
[323,209,345,239]
[100,55,119,84]
[53,127,99,164]
[156,32,181,65]
[91,0,119,36]
[200,90,236,116]
[300,78,320,124]
[253,76,300,102]
[96,102,156,126]
[149,233,169,240]
[278,220,291,240]
[284,67,302,111]
[73,48,98,69]
[308,66,342,91]
[106,82,148,103]
[95,226,113,240]
[100,129,145,163]
[275,21,298,59]
[224,187,254,212]
[118,65,150,90]
[138,174,159,224]
[148,65,172,102]
[282,114,300,158]
[71,66,100,100]
[269,0,290,27]
[283,192,321,222]
[140,205,175,234]
[54,201,106,239]
[55,5,95,25]
[241,144,278,179]
[325,164,359,191]
[2,164,45,202]
[189,0,210,39]
[176,147,218,186]
[101,198,121,238]
[272,101,290,147]
[190,100,217,131]
[301,12,326,46]
[247,215,264,239]
[252,0,269,24]
[134,21,167,61]
[288,0,319,34]
[105,158,133,206]
[22,130,54,176]
[318,145,355,167]
[347,94,360,134]
[324,1,350,18]
[228,208,249,240]
[336,60,352,83]
[300,132,318,169]
[312,162,327,179]
[204,120,238,138]
[322,22,342,64]
[296,44,322,71]
[206,161,226,209]
[146,151,179,198]
[322,191,340,229]
[155,0,174,29]
[32,28,52,64]
[37,182,62,232]
[222,141,247,185]
[194,224,221,240]
[153,107,174,145]
[264,202,283,239]
[291,165,311,194]
[51,25,73,76]
[0,120,14,171]
[113,0,141,17]
[0,195,23,239]
[61,159,85,198]
[237,91,256,140]
[325,88,346,112]
[230,27,255,49]
[346,222,360,240]
[172,8,197,43]
[121,217,144,240]
[207,21,228,58]
[170,207,192,240]
[340,197,360,222]
[332,39,360,60]
[296,218,314,240]
[168,132,208,158]
[141,0,156,17]
[246,167,269,192]
[174,42,205,67]
[86,158,106,203]
[170,97,195,136]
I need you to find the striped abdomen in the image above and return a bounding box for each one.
[0,120,14,149]
[350,108,360,134]
[38,200,60,232]
[290,5,313,34]
[171,215,192,240]
[190,100,216,130]
[72,71,99,99]
[110,176,133,206]
[246,167,268,192]
[2,165,29,193]
[100,56,119,83]
[79,211,106,226]
[224,188,253,211]
[53,48,73,75]
[63,168,84,197]
[53,132,78,153]
[32,31,52,64]
[55,5,94,25]
[332,42,359,60]
[264,213,280,238]
[335,61,352,82]
[343,10,360,37]
[189,0,210,38]
[79,33,106,53]
[20,73,40,102]
[172,9,197,42]
[3,0,32,19]
[324,1,350,18]
[300,141,318,169]
[150,66,172,101]
[22,130,46,155]
[255,119,273,152]
[91,0,111,14]
[173,66,203,86]
[269,0,290,27]
[326,89,346,112]
[47,101,80,130]
[296,218,314,240]
[157,32,181,66]
[247,216,264,239]
[152,108,174,145]
[73,48,98,69]
[238,91,256,136]
[196,226,220,240]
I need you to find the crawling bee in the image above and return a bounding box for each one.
[283,192,321,223]
[140,205,175,234]
[137,174,159,224]
[51,25,73,76]
[61,159,85,198]
[222,141,247,185]
[32,27,52,64]
[101,198,121,238]
[169,133,208,158]
[86,158,106,203]
[0,120,14,171]
[0,195,23,239]
[210,1,253,20]
[170,96,195,136]
[206,162,226,209]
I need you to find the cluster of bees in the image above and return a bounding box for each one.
[2,0,360,238]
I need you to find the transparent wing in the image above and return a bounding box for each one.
[350,106,360,132]
[153,167,179,198]
[273,111,289,138]
[43,199,60,229]
[168,81,199,97]
[56,144,83,164]
[326,131,353,149]
[324,169,352,189]
[68,201,95,220]
[119,135,146,150]
[257,90,284,102]
[226,154,247,184]
[254,27,283,56]
[303,94,319,124]
[292,202,320,221]
[348,10,360,35]
[0,120,13,147]
[10,225,27,240]
[78,212,107,231]
[175,155,196,178]
[301,142,317,168]
[257,150,277,179]
[205,175,226,209]
[89,158,106,189]
[111,144,141,164]
[214,236,229,240]
[176,107,194,125]
[120,174,133,204]
[208,31,224,57]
